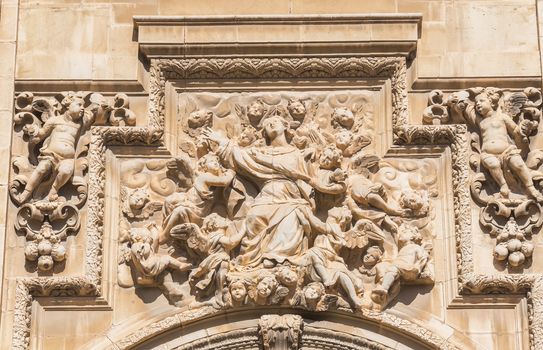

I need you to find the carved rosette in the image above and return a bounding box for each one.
[425,87,543,268]
[10,90,137,272]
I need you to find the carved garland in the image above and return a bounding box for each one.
[9,56,539,350]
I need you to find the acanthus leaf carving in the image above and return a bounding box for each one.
[258,314,303,350]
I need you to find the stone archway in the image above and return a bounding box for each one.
[95,308,463,350]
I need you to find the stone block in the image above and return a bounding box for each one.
[291,0,397,14]
[158,0,290,15]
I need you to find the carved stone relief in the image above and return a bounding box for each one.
[425,87,543,268]
[117,90,437,312]
[10,91,136,271]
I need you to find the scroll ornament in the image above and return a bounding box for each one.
[10,91,136,271]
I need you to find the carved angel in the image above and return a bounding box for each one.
[330,106,372,157]
[160,152,235,243]
[120,186,162,220]
[346,154,406,234]
[170,214,245,306]
[304,206,365,309]
[249,274,280,305]
[371,223,429,306]
[14,92,103,203]
[451,87,543,201]
[297,282,339,311]
[126,224,192,305]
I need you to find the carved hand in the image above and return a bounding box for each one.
[202,127,227,146]
[22,124,39,137]
[519,119,538,140]
[330,169,347,183]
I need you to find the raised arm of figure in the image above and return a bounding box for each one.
[29,120,55,145]
[220,221,247,250]
[202,127,229,147]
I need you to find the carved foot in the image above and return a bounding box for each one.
[262,258,276,268]
[370,287,388,304]
[499,184,510,198]
[526,185,543,202]
[176,260,193,272]
[48,193,58,201]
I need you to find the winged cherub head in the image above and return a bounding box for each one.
[197,152,224,176]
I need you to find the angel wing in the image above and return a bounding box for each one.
[170,222,208,256]
[234,103,250,126]
[343,219,385,250]
[31,97,58,122]
[167,152,196,189]
[270,286,290,305]
[315,294,338,312]
[141,201,164,218]
[342,132,372,157]
[503,92,528,120]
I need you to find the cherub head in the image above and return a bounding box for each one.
[332,107,355,129]
[287,98,306,120]
[129,227,153,244]
[197,152,224,175]
[61,95,85,121]
[238,124,258,147]
[327,206,352,231]
[363,245,383,268]
[256,275,278,298]
[475,88,501,117]
[397,223,423,247]
[335,130,353,150]
[303,282,325,303]
[129,227,154,257]
[187,109,213,129]
[247,99,266,123]
[128,188,149,212]
[399,190,429,217]
[276,266,298,287]
[319,144,343,170]
[229,279,248,302]
[202,213,229,234]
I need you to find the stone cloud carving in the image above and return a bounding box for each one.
[10,91,136,271]
[117,91,437,312]
[426,87,543,268]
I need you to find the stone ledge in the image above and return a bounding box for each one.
[133,14,422,59]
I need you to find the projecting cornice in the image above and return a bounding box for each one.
[133,14,422,59]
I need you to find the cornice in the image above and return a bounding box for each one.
[133,14,422,60]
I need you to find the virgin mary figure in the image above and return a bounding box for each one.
[203,114,319,268]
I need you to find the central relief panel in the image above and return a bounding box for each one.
[117,87,437,314]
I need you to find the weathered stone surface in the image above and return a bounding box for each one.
[1,3,542,350]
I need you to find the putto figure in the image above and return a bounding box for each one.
[128,224,192,295]
[160,153,235,243]
[19,96,94,202]
[456,88,542,201]
[371,223,429,305]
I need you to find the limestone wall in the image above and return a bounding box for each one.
[0,1,542,350]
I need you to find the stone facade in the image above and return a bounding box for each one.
[1,1,542,349]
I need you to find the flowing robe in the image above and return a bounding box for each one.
[218,142,315,268]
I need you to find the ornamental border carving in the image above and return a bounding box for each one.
[9,56,539,350]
